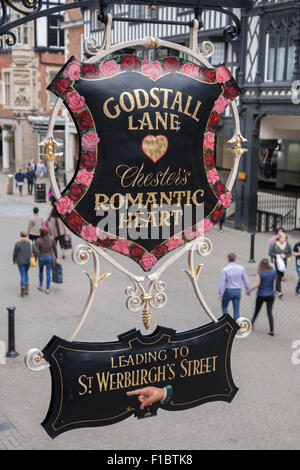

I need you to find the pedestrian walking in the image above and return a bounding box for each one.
[250,258,277,336]
[14,168,25,196]
[268,233,292,298]
[25,165,36,195]
[13,230,37,297]
[267,227,285,248]
[37,160,46,179]
[36,228,57,294]
[219,212,226,233]
[27,207,44,243]
[218,253,251,321]
[47,208,67,259]
[292,240,300,296]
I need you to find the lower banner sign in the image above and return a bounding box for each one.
[41,314,239,438]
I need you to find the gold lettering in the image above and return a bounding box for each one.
[128,115,138,130]
[155,111,168,130]
[149,87,160,108]
[103,97,121,119]
[192,190,204,205]
[94,193,110,211]
[133,89,149,109]
[78,374,88,396]
[138,112,154,130]
[119,91,135,112]
[183,95,193,117]
[160,88,173,109]
[191,100,202,122]
[96,372,109,392]
[170,91,183,113]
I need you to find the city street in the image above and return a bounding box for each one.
[0,176,300,450]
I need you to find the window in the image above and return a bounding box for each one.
[265,22,296,81]
[3,72,10,106]
[210,42,226,66]
[48,14,64,48]
[49,71,58,106]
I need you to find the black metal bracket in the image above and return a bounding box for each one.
[98,0,241,40]
[0,0,252,46]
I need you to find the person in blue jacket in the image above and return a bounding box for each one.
[25,165,36,195]
[15,168,26,196]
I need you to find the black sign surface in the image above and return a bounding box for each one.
[48,55,240,270]
[41,314,239,438]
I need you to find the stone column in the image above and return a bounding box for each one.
[2,128,10,172]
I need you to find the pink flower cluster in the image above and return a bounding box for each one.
[75,168,94,186]
[140,252,157,270]
[203,131,215,151]
[207,168,219,185]
[197,219,213,235]
[112,238,131,255]
[99,60,121,77]
[215,65,231,83]
[141,60,163,80]
[81,224,99,243]
[66,91,85,114]
[166,236,184,251]
[81,131,100,151]
[213,95,231,114]
[219,191,232,208]
[64,60,81,81]
[180,62,199,78]
[56,196,74,215]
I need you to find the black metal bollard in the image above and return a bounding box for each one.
[6,306,19,358]
[249,232,256,263]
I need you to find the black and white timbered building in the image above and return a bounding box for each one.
[82,0,300,232]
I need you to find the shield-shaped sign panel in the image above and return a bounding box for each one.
[48,56,240,271]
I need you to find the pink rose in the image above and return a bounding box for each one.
[81,131,100,151]
[141,60,163,80]
[207,168,219,185]
[197,219,213,234]
[56,196,74,215]
[166,236,184,251]
[140,252,157,270]
[215,65,231,83]
[66,90,86,114]
[219,191,232,208]
[204,131,215,151]
[112,237,131,255]
[64,60,81,81]
[75,169,94,186]
[99,60,121,77]
[81,224,99,242]
[181,62,199,78]
[213,94,231,114]
[183,227,197,241]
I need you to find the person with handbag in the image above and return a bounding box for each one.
[13,230,37,297]
[36,228,57,294]
[268,233,292,298]
[250,259,277,336]
[47,208,67,259]
[27,207,44,243]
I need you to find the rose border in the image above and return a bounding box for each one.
[48,55,241,272]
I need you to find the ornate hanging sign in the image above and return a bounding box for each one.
[24,13,252,440]
[41,315,239,438]
[49,55,240,271]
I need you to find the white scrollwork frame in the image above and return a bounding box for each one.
[25,17,251,371]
